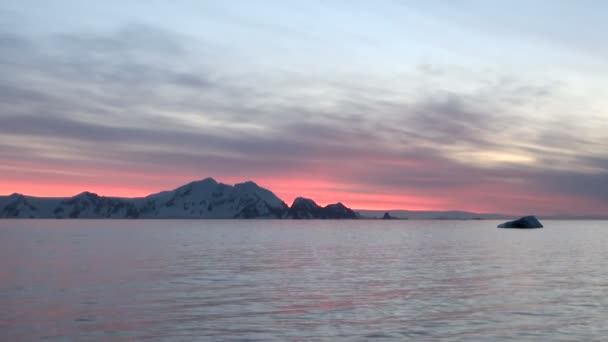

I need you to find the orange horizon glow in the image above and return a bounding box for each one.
[1,3,607,220]
[2,176,606,216]
[0,180,438,210]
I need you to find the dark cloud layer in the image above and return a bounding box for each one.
[0,24,606,215]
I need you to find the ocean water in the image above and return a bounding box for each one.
[1,220,607,341]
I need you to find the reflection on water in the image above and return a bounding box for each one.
[1,220,607,341]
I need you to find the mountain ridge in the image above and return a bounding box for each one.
[0,178,357,219]
[3,177,572,219]
[286,197,358,219]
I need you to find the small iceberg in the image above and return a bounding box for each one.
[498,216,543,229]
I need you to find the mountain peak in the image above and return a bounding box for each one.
[139,178,287,219]
[322,202,357,219]
[172,177,219,195]
[234,180,260,189]
[287,198,357,219]
[192,177,218,185]
[292,197,317,206]
[74,191,99,199]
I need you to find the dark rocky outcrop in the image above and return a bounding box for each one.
[382,212,395,220]
[497,216,543,229]
[286,197,322,219]
[322,202,358,219]
[286,197,358,219]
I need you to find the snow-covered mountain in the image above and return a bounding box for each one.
[137,178,288,218]
[0,191,140,219]
[0,178,289,219]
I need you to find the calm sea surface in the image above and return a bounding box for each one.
[1,220,607,341]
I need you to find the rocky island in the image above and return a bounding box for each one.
[497,216,544,229]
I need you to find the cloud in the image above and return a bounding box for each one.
[0,23,606,215]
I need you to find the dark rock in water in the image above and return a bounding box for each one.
[382,212,395,220]
[498,216,543,229]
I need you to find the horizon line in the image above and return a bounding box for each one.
[3,177,605,218]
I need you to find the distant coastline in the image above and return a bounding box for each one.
[1,178,601,219]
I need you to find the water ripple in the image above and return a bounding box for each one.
[1,220,608,341]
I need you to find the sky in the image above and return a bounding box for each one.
[0,1,607,215]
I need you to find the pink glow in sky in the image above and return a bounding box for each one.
[1,2,607,216]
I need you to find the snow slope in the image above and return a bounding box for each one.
[0,178,288,219]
